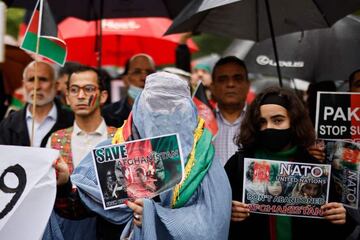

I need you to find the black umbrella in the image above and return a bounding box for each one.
[166,0,360,86]
[6,0,189,22]
[243,15,360,82]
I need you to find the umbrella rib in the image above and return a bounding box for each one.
[192,10,213,35]
[255,0,259,42]
[348,15,360,24]
[312,0,330,27]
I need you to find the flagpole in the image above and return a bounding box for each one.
[31,0,43,147]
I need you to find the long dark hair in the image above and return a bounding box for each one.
[236,86,315,149]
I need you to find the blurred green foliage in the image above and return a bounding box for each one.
[6,8,25,38]
[192,33,232,59]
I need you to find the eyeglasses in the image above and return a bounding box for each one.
[69,85,98,96]
[129,69,155,76]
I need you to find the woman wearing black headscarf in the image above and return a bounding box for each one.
[225,86,356,240]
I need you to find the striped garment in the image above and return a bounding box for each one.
[70,138,232,240]
[213,107,246,166]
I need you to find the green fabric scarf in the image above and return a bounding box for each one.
[172,128,214,208]
[255,146,298,240]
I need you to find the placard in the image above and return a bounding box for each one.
[316,91,360,142]
[243,158,331,218]
[92,134,184,209]
[0,145,58,239]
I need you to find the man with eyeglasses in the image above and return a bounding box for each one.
[102,53,156,127]
[0,61,73,147]
[46,65,120,240]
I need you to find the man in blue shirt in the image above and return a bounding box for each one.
[0,61,73,147]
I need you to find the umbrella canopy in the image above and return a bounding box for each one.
[57,17,198,66]
[6,0,191,22]
[243,15,360,82]
[166,0,360,41]
[166,0,360,86]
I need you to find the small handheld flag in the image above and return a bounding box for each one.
[193,82,218,137]
[20,0,67,66]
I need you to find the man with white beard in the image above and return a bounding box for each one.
[0,61,73,147]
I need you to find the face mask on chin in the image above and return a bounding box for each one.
[258,128,292,152]
[127,85,143,100]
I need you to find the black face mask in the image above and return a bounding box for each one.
[258,128,292,152]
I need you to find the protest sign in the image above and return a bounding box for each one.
[315,91,360,142]
[326,140,360,209]
[243,158,331,218]
[92,133,184,210]
[0,145,58,239]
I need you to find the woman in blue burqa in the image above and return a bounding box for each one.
[49,72,232,240]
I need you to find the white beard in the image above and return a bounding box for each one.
[25,87,56,106]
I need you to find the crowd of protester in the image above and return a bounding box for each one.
[0,49,360,240]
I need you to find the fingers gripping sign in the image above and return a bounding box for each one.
[53,157,70,186]
[321,202,347,225]
[231,201,250,222]
[125,199,144,227]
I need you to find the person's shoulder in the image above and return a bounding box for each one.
[225,149,245,171]
[228,150,243,163]
[57,102,73,116]
[52,126,73,136]
[0,107,25,127]
[102,98,131,127]
[47,126,73,146]
[102,98,127,113]
[225,148,255,169]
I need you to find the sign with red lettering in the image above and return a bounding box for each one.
[243,158,331,218]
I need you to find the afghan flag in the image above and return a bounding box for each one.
[192,82,218,137]
[20,0,67,66]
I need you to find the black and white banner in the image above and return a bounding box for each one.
[0,145,58,239]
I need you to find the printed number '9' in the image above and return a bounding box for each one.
[0,164,27,219]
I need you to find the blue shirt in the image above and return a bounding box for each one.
[213,106,246,166]
[26,103,57,147]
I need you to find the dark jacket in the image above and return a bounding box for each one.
[225,148,357,240]
[102,97,132,128]
[0,100,74,147]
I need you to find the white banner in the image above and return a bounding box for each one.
[0,145,59,240]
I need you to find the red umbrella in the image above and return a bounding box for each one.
[58,17,198,66]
